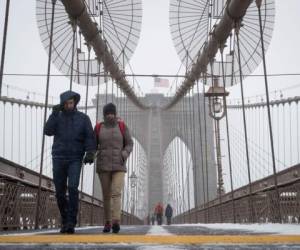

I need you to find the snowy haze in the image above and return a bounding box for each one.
[0,1,300,101]
[1,0,300,215]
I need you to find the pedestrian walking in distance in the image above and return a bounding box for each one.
[155,202,164,225]
[165,204,173,225]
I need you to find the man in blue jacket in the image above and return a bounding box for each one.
[44,90,96,234]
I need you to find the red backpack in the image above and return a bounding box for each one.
[95,120,126,145]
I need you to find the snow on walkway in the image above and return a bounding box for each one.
[146,225,173,235]
[172,223,300,235]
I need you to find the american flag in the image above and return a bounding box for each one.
[154,77,169,88]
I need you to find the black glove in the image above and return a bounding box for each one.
[83,151,95,164]
[52,104,62,114]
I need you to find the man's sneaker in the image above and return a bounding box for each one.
[112,222,120,234]
[59,225,68,234]
[103,222,111,233]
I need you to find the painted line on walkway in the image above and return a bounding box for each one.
[146,226,173,235]
[1,235,300,244]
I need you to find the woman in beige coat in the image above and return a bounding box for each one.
[95,103,133,233]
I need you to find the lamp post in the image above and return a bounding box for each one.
[205,78,229,120]
[204,77,229,222]
[129,171,138,221]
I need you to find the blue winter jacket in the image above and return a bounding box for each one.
[44,91,96,160]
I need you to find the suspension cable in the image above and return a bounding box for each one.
[196,79,206,220]
[79,44,91,226]
[209,58,224,223]
[220,45,236,223]
[0,0,10,97]
[188,88,197,213]
[69,19,77,90]
[235,22,254,223]
[35,0,57,230]
[91,62,102,225]
[202,72,210,223]
[180,99,186,222]
[256,0,281,222]
[18,104,21,164]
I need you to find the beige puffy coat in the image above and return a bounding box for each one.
[96,119,133,173]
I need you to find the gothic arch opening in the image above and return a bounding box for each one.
[162,136,195,216]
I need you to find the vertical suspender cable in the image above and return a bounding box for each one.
[69,19,77,91]
[191,87,198,214]
[129,111,133,220]
[105,74,108,103]
[289,104,292,166]
[18,105,21,164]
[2,103,5,157]
[183,96,191,222]
[174,116,179,213]
[184,51,191,222]
[128,104,133,223]
[91,62,101,225]
[76,30,80,85]
[79,44,91,226]
[176,113,181,216]
[235,23,254,223]
[259,104,262,169]
[125,98,130,224]
[297,102,299,163]
[11,103,13,161]
[175,113,181,216]
[121,93,126,222]
[283,104,285,165]
[111,77,114,103]
[220,46,236,223]
[116,85,119,110]
[120,51,126,222]
[25,105,27,166]
[31,107,33,168]
[210,59,223,223]
[180,99,185,223]
[0,0,10,97]
[202,73,210,223]
[213,117,223,222]
[36,107,39,167]
[35,0,56,229]
[188,89,195,208]
[256,0,281,222]
[196,80,206,222]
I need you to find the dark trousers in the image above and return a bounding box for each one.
[166,216,172,225]
[156,214,163,225]
[151,219,155,225]
[52,159,82,227]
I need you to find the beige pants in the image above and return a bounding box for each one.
[98,171,125,223]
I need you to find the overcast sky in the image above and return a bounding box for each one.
[0,0,300,104]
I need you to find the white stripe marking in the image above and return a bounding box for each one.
[146,225,173,235]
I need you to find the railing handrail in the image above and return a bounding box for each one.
[178,162,300,217]
[228,96,300,109]
[0,96,96,110]
[0,156,102,206]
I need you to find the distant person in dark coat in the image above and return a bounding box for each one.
[165,204,173,225]
[44,90,96,234]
